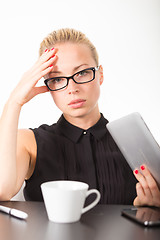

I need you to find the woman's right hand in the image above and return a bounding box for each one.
[10,48,57,107]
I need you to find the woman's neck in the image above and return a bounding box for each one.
[63,108,101,130]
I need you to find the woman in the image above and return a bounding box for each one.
[0,28,159,206]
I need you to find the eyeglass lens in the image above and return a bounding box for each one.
[47,68,94,91]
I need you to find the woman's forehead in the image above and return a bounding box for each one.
[53,43,96,74]
[49,63,91,76]
[55,42,91,57]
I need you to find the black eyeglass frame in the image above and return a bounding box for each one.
[44,66,99,91]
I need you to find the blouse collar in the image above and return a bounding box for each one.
[56,114,108,143]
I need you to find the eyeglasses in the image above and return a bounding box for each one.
[44,66,99,91]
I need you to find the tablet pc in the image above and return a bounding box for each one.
[106,112,160,186]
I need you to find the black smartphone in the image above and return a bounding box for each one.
[121,207,160,227]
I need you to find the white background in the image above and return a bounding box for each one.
[0,0,160,140]
[0,0,160,200]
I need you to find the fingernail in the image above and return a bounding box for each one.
[50,65,53,68]
[45,49,48,52]
[51,48,54,50]
[141,165,145,171]
[135,170,139,174]
[51,55,55,58]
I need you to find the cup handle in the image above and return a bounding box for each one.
[82,189,101,214]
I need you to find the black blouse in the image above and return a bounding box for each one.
[24,114,137,204]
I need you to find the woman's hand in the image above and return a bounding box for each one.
[10,48,57,107]
[133,165,160,207]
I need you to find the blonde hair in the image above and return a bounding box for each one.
[39,28,99,65]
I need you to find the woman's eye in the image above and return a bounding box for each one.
[50,78,62,83]
[55,78,63,83]
[78,70,87,76]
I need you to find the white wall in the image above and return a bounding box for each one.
[0,0,160,200]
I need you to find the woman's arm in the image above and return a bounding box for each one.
[133,165,160,207]
[0,48,57,200]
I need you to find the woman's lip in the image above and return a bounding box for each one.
[68,99,86,105]
[68,99,86,108]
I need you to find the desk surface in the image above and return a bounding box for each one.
[0,201,160,240]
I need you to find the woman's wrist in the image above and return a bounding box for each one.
[2,96,22,121]
[7,91,24,110]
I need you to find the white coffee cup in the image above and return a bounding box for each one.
[41,180,101,223]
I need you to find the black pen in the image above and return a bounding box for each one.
[0,205,28,220]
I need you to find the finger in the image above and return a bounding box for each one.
[133,183,143,206]
[35,86,49,95]
[28,48,58,83]
[40,54,58,72]
[32,54,57,75]
[39,48,57,64]
[136,182,145,198]
[41,59,58,78]
[30,48,57,74]
[26,86,49,102]
[134,196,141,206]
[27,55,57,86]
[134,182,150,206]
[134,169,152,197]
[140,165,160,199]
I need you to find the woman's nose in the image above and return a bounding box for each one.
[67,78,79,94]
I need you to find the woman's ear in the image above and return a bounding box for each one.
[99,65,104,85]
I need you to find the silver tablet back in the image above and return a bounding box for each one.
[106,112,160,185]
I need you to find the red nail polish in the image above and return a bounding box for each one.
[51,48,54,50]
[45,49,48,52]
[51,55,55,58]
[135,170,138,174]
[50,65,53,68]
[141,165,145,171]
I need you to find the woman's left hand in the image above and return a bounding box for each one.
[133,165,160,207]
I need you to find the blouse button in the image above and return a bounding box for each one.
[83,131,87,135]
